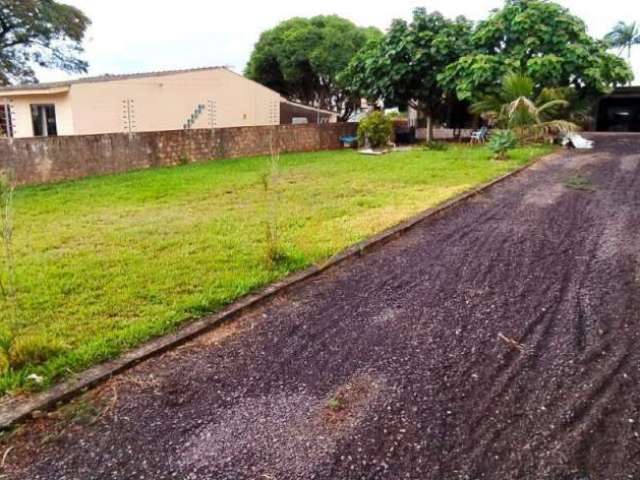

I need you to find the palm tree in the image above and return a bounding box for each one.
[471,73,578,142]
[605,21,640,60]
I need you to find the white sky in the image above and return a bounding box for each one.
[38,0,640,84]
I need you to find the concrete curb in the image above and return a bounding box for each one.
[0,149,562,430]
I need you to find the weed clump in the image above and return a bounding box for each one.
[0,351,8,374]
[564,176,596,191]
[326,396,344,412]
[423,140,449,151]
[262,136,289,269]
[8,335,67,369]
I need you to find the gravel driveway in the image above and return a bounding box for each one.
[4,134,640,480]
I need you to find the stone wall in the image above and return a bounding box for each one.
[0,123,357,186]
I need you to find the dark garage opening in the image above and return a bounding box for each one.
[596,87,640,132]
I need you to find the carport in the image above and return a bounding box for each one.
[596,86,640,132]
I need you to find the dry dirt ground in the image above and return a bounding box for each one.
[3,135,640,480]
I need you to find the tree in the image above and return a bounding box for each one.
[605,21,640,60]
[470,73,578,141]
[245,16,380,122]
[439,0,633,103]
[357,111,393,149]
[0,0,91,85]
[341,8,473,141]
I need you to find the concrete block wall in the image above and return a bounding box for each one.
[0,123,357,186]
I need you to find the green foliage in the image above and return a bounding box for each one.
[0,0,91,85]
[327,396,343,412]
[0,323,9,375]
[439,0,633,102]
[245,16,381,121]
[0,325,11,352]
[471,73,579,141]
[357,111,393,149]
[0,351,7,374]
[342,8,472,140]
[488,130,518,159]
[8,335,67,369]
[605,21,640,60]
[385,110,407,120]
[262,149,290,269]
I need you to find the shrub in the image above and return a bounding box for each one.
[470,73,579,143]
[488,130,518,160]
[8,335,67,369]
[357,111,393,149]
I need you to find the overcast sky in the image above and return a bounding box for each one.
[39,0,640,84]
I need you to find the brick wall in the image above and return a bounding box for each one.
[0,123,357,186]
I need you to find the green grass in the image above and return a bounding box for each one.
[0,144,551,394]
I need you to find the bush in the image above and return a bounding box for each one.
[488,129,518,159]
[8,335,67,369]
[357,111,393,149]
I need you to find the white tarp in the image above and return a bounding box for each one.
[562,133,594,149]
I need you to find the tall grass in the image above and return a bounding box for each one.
[263,131,287,268]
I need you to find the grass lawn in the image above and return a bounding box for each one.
[0,144,552,394]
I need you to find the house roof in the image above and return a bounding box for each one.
[280,99,338,116]
[0,66,341,116]
[0,66,228,94]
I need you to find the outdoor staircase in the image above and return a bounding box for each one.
[183,104,206,130]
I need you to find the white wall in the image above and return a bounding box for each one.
[69,68,282,135]
[1,92,74,138]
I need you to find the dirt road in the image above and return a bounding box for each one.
[5,135,640,479]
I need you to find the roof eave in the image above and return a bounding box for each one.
[280,98,337,116]
[0,86,71,97]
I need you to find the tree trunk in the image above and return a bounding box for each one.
[425,113,434,142]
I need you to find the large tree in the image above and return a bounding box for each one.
[0,0,90,85]
[438,0,633,103]
[245,15,380,122]
[342,8,473,141]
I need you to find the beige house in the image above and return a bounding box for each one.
[0,67,337,138]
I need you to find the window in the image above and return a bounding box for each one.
[31,104,58,137]
[0,104,12,137]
